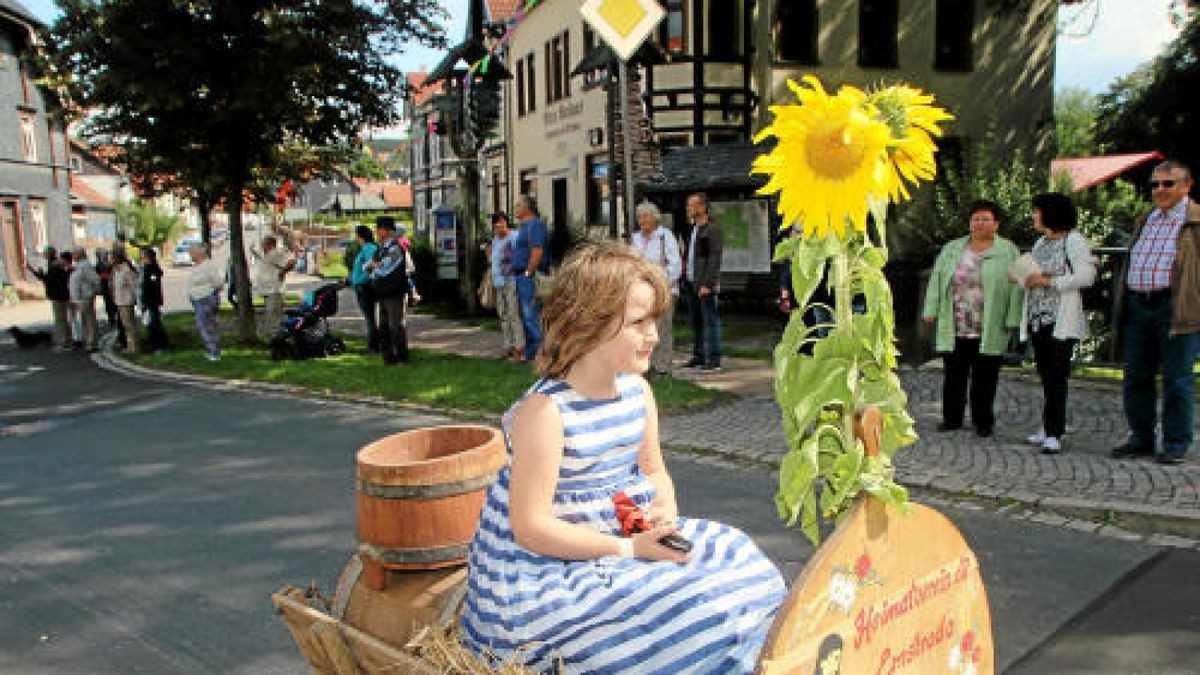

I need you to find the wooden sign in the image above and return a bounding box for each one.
[757,498,994,675]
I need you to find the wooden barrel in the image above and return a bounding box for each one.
[356,424,505,587]
[331,555,468,649]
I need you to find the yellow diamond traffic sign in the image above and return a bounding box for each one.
[580,0,665,62]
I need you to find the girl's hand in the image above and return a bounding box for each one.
[631,523,690,563]
[645,501,678,526]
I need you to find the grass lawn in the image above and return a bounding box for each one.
[128,312,726,415]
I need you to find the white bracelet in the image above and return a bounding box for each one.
[616,538,634,559]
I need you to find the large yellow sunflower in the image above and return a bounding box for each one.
[752,77,892,240]
[869,85,955,202]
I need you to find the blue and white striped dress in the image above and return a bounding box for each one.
[461,374,786,674]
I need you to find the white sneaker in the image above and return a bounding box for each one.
[1041,437,1062,454]
[205,353,221,362]
[1026,429,1047,446]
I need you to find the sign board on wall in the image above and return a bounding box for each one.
[708,200,772,274]
[432,206,458,280]
[758,500,995,675]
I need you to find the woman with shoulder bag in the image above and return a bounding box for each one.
[1018,193,1096,454]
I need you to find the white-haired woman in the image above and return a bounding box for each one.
[631,201,682,377]
[187,243,224,361]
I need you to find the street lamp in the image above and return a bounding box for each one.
[426,0,511,314]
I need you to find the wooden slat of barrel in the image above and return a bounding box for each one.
[356,425,505,586]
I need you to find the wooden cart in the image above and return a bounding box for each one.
[274,412,995,674]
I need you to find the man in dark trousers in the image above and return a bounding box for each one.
[680,192,724,372]
[28,246,71,351]
[1112,159,1199,465]
[366,216,410,365]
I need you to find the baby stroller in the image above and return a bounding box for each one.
[269,282,348,360]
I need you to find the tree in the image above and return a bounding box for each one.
[116,199,184,250]
[349,150,388,181]
[45,0,446,343]
[1096,10,1200,170]
[1053,87,1099,158]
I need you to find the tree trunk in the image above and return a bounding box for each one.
[198,200,214,251]
[226,187,257,343]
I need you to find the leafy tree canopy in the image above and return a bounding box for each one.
[1053,87,1099,158]
[1095,9,1200,170]
[43,0,446,341]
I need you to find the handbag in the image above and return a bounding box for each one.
[534,271,554,300]
[478,270,496,309]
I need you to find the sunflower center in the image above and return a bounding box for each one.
[806,120,868,180]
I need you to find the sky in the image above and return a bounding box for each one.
[17,0,1184,95]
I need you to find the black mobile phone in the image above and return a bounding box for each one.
[658,532,693,553]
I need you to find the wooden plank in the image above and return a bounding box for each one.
[272,590,440,675]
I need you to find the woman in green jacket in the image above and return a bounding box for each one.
[923,200,1024,437]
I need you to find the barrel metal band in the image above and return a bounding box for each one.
[357,473,496,499]
[358,543,470,565]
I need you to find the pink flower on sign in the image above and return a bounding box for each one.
[854,553,872,580]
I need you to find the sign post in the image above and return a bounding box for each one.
[580,0,665,240]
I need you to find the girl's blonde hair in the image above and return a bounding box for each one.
[535,241,669,378]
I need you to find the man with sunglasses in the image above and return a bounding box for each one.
[1112,160,1200,465]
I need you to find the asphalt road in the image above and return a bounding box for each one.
[0,345,1179,674]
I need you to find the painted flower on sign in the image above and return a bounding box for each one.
[827,571,858,613]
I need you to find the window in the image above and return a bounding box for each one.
[859,0,898,68]
[518,168,537,201]
[491,167,503,215]
[659,0,686,54]
[935,0,975,71]
[776,1,819,64]
[28,201,47,251]
[545,31,571,104]
[70,155,83,172]
[583,24,596,55]
[525,53,537,113]
[585,155,610,226]
[708,1,741,59]
[19,113,37,162]
[516,56,527,117]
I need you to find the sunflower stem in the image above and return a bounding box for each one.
[832,248,856,445]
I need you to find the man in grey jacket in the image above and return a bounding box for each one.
[68,247,101,352]
[680,192,724,371]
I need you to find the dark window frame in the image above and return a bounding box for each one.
[708,0,740,59]
[516,56,527,117]
[934,0,975,72]
[658,0,687,54]
[858,0,899,69]
[775,0,819,65]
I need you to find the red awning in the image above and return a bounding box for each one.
[1050,151,1163,192]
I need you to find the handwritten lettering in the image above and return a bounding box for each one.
[542,100,584,126]
[854,556,972,649]
[874,615,955,675]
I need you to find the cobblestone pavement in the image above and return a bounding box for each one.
[661,366,1200,527]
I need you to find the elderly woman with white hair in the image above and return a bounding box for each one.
[631,201,682,377]
[187,243,225,361]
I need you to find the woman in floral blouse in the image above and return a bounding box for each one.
[1018,193,1096,454]
[923,200,1024,438]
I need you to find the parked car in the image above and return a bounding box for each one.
[171,243,193,266]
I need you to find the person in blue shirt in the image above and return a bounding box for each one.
[489,212,525,361]
[350,225,379,353]
[512,195,548,361]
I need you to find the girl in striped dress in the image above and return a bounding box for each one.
[461,242,786,673]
